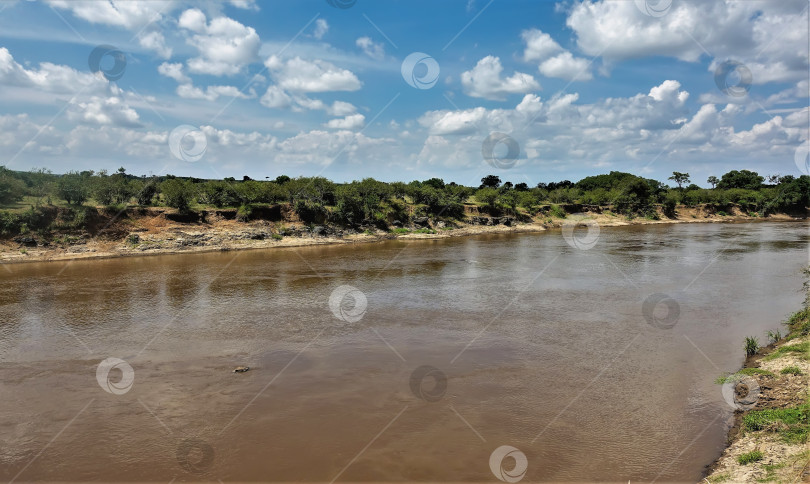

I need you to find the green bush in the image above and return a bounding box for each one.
[745,336,759,357]
[736,450,763,465]
[548,204,566,218]
[160,179,196,212]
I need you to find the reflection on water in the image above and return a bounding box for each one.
[0,221,807,482]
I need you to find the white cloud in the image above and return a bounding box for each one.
[179,8,261,76]
[356,36,385,61]
[46,0,170,29]
[538,52,593,81]
[157,62,190,84]
[0,47,106,93]
[176,83,252,101]
[461,56,540,100]
[67,96,141,127]
[325,114,365,130]
[566,0,808,84]
[313,19,329,40]
[260,85,293,109]
[521,28,593,81]
[264,55,362,92]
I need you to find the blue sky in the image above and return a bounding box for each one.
[0,0,807,186]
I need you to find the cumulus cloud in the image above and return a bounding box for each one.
[0,47,106,93]
[461,56,540,100]
[521,28,593,81]
[157,62,190,84]
[356,36,385,60]
[264,55,362,92]
[178,8,261,76]
[67,96,141,127]
[325,114,365,130]
[176,83,252,101]
[566,0,808,84]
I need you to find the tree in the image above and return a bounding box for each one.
[480,175,501,189]
[474,188,499,207]
[0,167,26,205]
[56,172,89,205]
[717,170,764,190]
[707,176,719,189]
[514,182,529,191]
[274,175,291,185]
[422,178,445,189]
[160,179,196,212]
[668,172,690,189]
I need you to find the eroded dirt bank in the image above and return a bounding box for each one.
[0,204,804,264]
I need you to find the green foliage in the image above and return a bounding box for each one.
[0,167,28,205]
[780,366,803,376]
[715,368,774,384]
[736,450,763,465]
[717,169,764,190]
[160,178,196,212]
[764,341,809,361]
[480,175,501,189]
[745,336,760,357]
[56,172,90,205]
[475,187,499,208]
[743,402,810,443]
[668,171,690,188]
[548,204,566,218]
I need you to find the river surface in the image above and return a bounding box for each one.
[0,221,808,483]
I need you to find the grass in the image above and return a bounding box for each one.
[715,367,774,384]
[391,228,410,234]
[271,234,283,241]
[780,366,804,376]
[764,341,810,361]
[737,450,764,465]
[743,402,810,444]
[706,472,731,483]
[787,308,810,336]
[548,205,566,218]
[412,228,436,234]
[746,336,760,357]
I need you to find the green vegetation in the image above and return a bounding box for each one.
[715,368,774,384]
[737,450,764,465]
[745,336,760,357]
[743,402,810,443]
[780,366,803,376]
[764,341,809,361]
[0,167,806,238]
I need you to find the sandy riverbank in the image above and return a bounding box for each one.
[0,206,804,265]
[704,307,810,483]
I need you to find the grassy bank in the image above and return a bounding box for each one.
[706,298,810,483]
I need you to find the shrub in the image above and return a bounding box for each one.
[780,366,803,376]
[736,450,763,465]
[474,188,499,208]
[548,204,566,218]
[745,336,759,357]
[160,179,196,212]
[56,172,90,205]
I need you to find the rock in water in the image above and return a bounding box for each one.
[233,366,250,373]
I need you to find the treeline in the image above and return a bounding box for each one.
[0,166,807,235]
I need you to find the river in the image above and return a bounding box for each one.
[1,221,807,482]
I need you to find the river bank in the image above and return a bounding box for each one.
[0,204,804,264]
[704,304,810,483]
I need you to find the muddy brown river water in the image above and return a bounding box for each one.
[0,221,808,483]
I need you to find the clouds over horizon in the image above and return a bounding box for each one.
[0,0,806,183]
